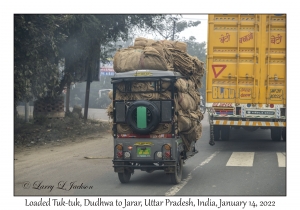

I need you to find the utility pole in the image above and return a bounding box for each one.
[172,19,176,41]
[84,58,91,120]
[25,101,29,123]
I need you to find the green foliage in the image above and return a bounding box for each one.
[182,36,206,62]
[150,15,201,40]
[180,36,207,102]
[60,14,167,85]
[14,14,166,108]
[14,15,70,103]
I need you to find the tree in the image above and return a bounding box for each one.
[182,36,206,62]
[57,15,167,116]
[14,14,167,117]
[180,36,207,102]
[149,15,201,40]
[14,15,80,122]
[14,15,70,114]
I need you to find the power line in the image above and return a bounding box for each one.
[182,18,208,21]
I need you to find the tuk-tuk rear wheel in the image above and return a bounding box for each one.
[170,157,183,184]
[118,170,131,183]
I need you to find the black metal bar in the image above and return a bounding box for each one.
[112,165,176,169]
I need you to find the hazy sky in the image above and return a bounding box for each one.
[179,14,208,43]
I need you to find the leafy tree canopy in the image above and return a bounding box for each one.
[181,36,206,62]
[151,15,201,40]
[14,14,166,106]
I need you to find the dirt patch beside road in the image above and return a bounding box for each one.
[14,114,112,154]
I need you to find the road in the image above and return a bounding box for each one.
[14,112,286,197]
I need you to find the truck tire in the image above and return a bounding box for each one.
[271,128,282,141]
[221,126,230,141]
[170,156,183,184]
[126,101,160,135]
[282,128,286,141]
[213,125,221,141]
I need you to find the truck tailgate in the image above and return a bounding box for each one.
[206,14,286,106]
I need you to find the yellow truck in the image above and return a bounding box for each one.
[206,14,286,144]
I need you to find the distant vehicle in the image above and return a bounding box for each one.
[99,89,112,98]
[97,89,112,108]
[206,14,286,144]
[200,95,205,114]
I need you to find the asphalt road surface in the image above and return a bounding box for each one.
[14,112,286,197]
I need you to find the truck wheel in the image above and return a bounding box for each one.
[271,128,282,141]
[213,126,221,141]
[118,170,131,183]
[221,126,230,141]
[170,157,183,184]
[282,128,286,141]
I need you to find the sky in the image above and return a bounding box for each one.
[179,15,208,43]
[136,14,208,43]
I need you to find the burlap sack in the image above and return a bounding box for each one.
[113,81,173,101]
[131,82,155,92]
[161,81,171,90]
[188,89,201,106]
[179,113,202,148]
[160,40,187,52]
[117,124,133,133]
[134,38,174,70]
[109,37,205,143]
[133,92,159,100]
[151,41,164,57]
[160,91,172,99]
[113,48,144,72]
[170,48,195,74]
[175,78,188,92]
[134,37,155,47]
[177,110,193,132]
[181,121,202,143]
[113,46,171,72]
[108,90,113,100]
[116,123,172,134]
[177,109,203,133]
[106,103,113,119]
[177,92,198,111]
[190,56,205,88]
[163,47,174,71]
[142,46,170,70]
[151,123,172,134]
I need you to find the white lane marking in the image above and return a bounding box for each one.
[276,152,286,167]
[165,151,220,196]
[226,152,255,167]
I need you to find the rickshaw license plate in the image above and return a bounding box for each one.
[137,147,151,157]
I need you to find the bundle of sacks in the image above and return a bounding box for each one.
[108,37,204,150]
[113,37,205,88]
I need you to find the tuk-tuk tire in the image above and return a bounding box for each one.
[118,171,131,183]
[170,155,183,184]
[126,101,160,135]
